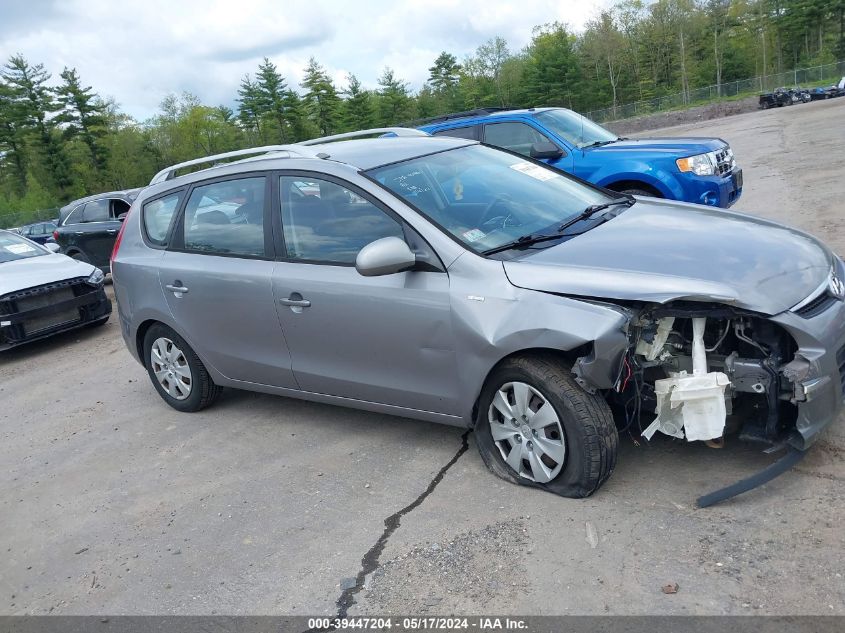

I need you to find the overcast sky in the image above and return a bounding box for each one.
[1,0,612,121]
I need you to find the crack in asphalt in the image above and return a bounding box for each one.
[334,430,471,620]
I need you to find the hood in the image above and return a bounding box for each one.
[589,137,725,157]
[0,253,95,296]
[503,199,833,316]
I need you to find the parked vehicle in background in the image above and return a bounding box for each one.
[18,220,58,244]
[53,188,141,272]
[418,107,742,208]
[0,229,110,350]
[788,87,812,103]
[759,88,793,108]
[112,132,843,503]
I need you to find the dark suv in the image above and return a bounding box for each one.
[53,189,141,272]
[18,220,58,245]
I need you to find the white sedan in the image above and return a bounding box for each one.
[0,229,111,350]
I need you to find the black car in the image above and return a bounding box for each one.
[18,220,58,244]
[759,88,793,109]
[53,188,141,272]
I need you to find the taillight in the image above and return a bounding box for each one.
[110,207,131,266]
[52,230,59,241]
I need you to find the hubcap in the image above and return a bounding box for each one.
[150,337,192,401]
[488,381,565,483]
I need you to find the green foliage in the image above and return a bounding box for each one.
[1,1,843,226]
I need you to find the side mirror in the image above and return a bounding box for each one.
[530,141,564,160]
[45,242,60,253]
[356,237,416,277]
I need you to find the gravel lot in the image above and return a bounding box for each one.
[1,98,843,617]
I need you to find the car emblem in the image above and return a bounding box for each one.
[830,273,845,300]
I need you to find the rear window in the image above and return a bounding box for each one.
[433,125,479,140]
[143,192,182,246]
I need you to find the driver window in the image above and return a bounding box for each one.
[483,122,550,157]
[279,176,404,265]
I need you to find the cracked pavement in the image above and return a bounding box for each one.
[1,99,844,616]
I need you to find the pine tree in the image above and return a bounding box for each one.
[55,67,108,174]
[342,73,373,131]
[377,67,413,125]
[2,55,72,197]
[254,57,290,142]
[301,57,341,136]
[236,74,266,143]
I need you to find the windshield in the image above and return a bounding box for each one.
[0,231,48,263]
[368,144,612,254]
[535,109,618,148]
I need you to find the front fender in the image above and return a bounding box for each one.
[595,166,682,200]
[448,257,631,422]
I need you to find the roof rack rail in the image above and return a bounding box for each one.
[298,127,429,146]
[406,107,519,127]
[149,145,318,185]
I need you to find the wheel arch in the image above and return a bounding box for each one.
[603,179,664,197]
[469,345,591,426]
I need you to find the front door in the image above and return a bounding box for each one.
[272,174,460,415]
[158,175,297,388]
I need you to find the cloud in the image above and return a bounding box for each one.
[0,0,611,120]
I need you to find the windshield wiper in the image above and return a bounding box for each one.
[481,232,569,256]
[557,196,635,233]
[580,139,616,149]
[481,196,635,256]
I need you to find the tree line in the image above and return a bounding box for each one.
[1,0,842,224]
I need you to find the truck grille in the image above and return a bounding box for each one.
[713,146,735,176]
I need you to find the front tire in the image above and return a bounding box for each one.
[143,323,221,412]
[618,187,656,198]
[475,354,618,498]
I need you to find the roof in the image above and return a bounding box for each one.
[312,136,476,170]
[419,107,558,129]
[60,188,143,214]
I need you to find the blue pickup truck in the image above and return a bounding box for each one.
[418,107,742,208]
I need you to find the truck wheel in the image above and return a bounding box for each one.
[143,323,222,412]
[71,252,91,264]
[475,354,618,498]
[619,187,656,198]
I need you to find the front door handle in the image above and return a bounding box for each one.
[165,284,189,294]
[279,297,311,308]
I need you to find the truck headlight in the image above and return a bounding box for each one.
[87,268,105,286]
[676,153,715,176]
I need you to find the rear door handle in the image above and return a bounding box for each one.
[165,284,189,294]
[107,230,117,235]
[279,298,311,307]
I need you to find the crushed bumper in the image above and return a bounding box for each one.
[772,298,845,449]
[0,278,111,351]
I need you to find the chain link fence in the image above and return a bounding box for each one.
[0,207,61,230]
[586,60,845,124]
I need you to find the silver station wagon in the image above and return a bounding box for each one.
[112,128,845,505]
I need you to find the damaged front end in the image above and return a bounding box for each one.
[623,303,801,448]
[573,296,845,505]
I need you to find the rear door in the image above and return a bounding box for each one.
[157,174,297,388]
[74,199,122,268]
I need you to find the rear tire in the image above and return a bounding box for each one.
[143,323,221,412]
[71,251,91,264]
[475,354,618,498]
